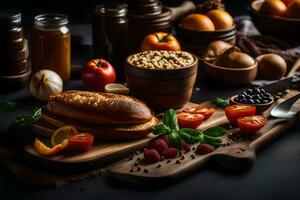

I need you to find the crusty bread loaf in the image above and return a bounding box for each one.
[41,108,157,139]
[47,90,153,125]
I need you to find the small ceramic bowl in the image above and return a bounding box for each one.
[249,0,300,38]
[125,52,198,111]
[203,60,258,85]
[176,25,236,56]
[230,95,274,114]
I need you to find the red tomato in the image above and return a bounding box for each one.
[225,105,256,125]
[82,58,116,91]
[237,115,267,134]
[282,0,292,6]
[68,133,94,151]
[183,106,215,119]
[177,112,205,128]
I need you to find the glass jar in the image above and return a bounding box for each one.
[92,4,128,81]
[31,14,71,81]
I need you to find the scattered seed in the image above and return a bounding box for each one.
[156,164,161,168]
[167,160,171,163]
[144,169,149,173]
[137,167,141,172]
[180,155,185,160]
[190,154,195,159]
[175,160,182,164]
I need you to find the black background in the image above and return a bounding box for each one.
[1,0,250,24]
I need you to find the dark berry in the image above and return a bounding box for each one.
[182,142,191,153]
[267,97,273,102]
[248,99,254,104]
[150,138,169,154]
[161,136,169,145]
[246,89,253,94]
[262,99,269,104]
[196,144,215,155]
[162,148,179,158]
[260,89,266,93]
[144,149,161,163]
[254,99,260,104]
[238,94,245,99]
[253,88,260,94]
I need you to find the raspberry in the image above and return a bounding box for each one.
[182,142,191,153]
[196,144,215,155]
[161,136,169,145]
[162,148,179,159]
[150,138,169,154]
[144,149,161,163]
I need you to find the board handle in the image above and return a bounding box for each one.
[212,143,256,171]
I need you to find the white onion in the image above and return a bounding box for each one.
[30,70,63,101]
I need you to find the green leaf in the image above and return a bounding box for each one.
[213,97,229,108]
[202,134,222,144]
[180,128,203,136]
[203,126,227,137]
[177,130,201,144]
[167,131,182,149]
[9,107,41,129]
[162,109,179,130]
[152,123,171,135]
[0,101,16,112]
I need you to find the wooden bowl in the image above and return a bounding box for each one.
[249,0,300,38]
[203,60,258,85]
[125,53,198,111]
[230,95,274,114]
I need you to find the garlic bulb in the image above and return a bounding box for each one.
[30,70,63,101]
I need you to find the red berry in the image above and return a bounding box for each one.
[161,136,169,145]
[182,142,191,153]
[150,138,169,154]
[196,144,215,155]
[162,148,179,158]
[144,149,161,163]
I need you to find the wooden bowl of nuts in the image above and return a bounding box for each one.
[125,50,198,111]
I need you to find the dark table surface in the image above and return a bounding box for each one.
[1,24,300,200]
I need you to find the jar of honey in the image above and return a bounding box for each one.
[31,14,71,81]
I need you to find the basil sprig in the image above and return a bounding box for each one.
[0,101,17,112]
[213,97,229,108]
[152,109,227,149]
[9,107,41,129]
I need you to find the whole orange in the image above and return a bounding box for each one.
[180,14,215,31]
[287,0,300,18]
[260,0,287,17]
[206,9,234,30]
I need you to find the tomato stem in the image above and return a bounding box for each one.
[92,60,103,67]
[155,33,172,43]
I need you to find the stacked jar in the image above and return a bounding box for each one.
[0,10,30,77]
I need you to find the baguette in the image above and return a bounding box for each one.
[47,90,153,125]
[41,109,157,139]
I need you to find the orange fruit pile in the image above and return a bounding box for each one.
[259,0,300,19]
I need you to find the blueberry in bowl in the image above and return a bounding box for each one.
[230,88,274,114]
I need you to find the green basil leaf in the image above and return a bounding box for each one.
[203,126,227,137]
[180,128,203,136]
[177,130,200,144]
[202,134,222,144]
[167,131,182,149]
[213,97,229,108]
[162,109,179,130]
[0,101,16,112]
[152,123,171,135]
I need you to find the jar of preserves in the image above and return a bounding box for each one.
[31,14,71,81]
[92,4,128,81]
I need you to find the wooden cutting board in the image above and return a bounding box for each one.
[23,101,226,172]
[105,91,300,185]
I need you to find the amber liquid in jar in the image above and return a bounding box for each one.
[32,14,71,81]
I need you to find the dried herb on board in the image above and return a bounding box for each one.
[213,97,229,108]
[152,109,226,149]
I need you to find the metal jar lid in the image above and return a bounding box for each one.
[94,3,128,18]
[0,10,21,26]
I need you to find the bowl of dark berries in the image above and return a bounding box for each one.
[230,88,274,114]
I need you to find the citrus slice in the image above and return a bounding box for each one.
[51,125,77,147]
[34,138,69,156]
[105,83,129,95]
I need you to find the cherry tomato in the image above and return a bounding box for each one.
[81,58,116,92]
[225,105,256,125]
[183,106,215,119]
[140,32,181,51]
[177,112,205,128]
[68,133,94,151]
[237,115,267,134]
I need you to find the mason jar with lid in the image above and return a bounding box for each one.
[92,4,128,81]
[31,14,71,81]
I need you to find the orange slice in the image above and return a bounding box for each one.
[51,125,77,147]
[34,138,69,156]
[105,83,129,95]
